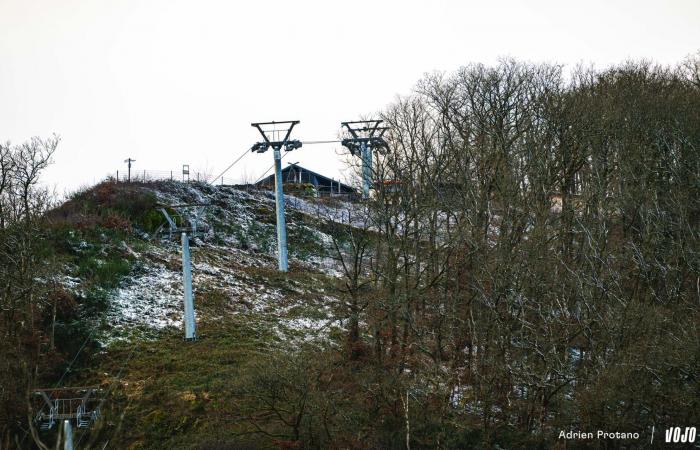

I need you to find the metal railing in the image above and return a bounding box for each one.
[109,170,239,186]
[106,170,358,202]
[34,387,101,430]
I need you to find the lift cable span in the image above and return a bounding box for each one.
[253,149,293,184]
[74,340,142,448]
[209,139,340,187]
[208,145,252,185]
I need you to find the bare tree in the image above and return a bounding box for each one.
[325,57,700,446]
[0,135,59,449]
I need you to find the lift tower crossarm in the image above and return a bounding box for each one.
[341,121,389,140]
[251,120,300,146]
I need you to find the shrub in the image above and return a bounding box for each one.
[52,181,161,231]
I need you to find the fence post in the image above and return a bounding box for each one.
[116,170,119,183]
[171,170,173,180]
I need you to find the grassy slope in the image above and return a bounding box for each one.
[81,266,342,450]
[46,180,352,449]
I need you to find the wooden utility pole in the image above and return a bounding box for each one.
[124,158,136,182]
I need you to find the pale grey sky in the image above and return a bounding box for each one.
[1,0,698,193]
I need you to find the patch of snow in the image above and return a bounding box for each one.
[105,264,183,332]
[87,182,352,345]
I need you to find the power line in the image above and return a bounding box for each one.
[75,340,142,449]
[54,328,96,388]
[209,140,338,185]
[302,140,341,145]
[253,150,292,184]
[21,327,97,450]
[208,146,252,184]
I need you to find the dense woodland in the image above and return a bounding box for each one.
[1,55,699,449]
[335,56,700,447]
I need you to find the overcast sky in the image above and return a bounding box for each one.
[1,0,699,194]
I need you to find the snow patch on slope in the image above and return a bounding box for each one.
[106,263,183,331]
[91,181,352,342]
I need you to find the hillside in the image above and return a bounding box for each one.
[41,180,367,449]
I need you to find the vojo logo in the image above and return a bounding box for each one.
[665,427,697,444]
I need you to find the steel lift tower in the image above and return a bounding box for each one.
[157,204,209,340]
[181,231,196,340]
[341,120,389,199]
[251,121,302,272]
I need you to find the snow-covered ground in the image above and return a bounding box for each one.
[285,194,369,228]
[66,181,351,343]
[106,262,182,331]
